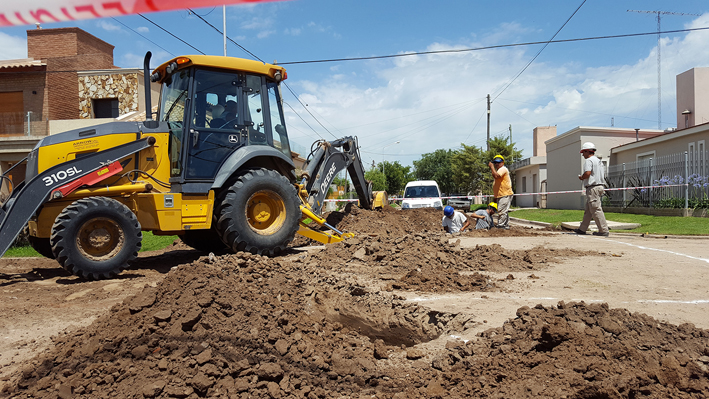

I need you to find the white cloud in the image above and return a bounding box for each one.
[121,50,172,69]
[283,16,709,164]
[257,30,276,39]
[136,26,150,34]
[97,20,122,32]
[0,32,27,60]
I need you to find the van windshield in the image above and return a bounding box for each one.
[404,186,439,198]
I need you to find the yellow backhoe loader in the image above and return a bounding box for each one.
[0,52,386,280]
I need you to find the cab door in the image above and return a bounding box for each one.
[185,69,246,180]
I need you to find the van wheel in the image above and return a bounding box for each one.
[51,197,142,280]
[216,168,300,256]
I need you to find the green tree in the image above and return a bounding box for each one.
[485,135,523,165]
[333,175,350,192]
[379,161,411,195]
[413,149,455,194]
[451,144,489,194]
[364,168,387,192]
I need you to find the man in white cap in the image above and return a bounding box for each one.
[574,142,609,237]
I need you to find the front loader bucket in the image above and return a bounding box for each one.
[0,137,155,257]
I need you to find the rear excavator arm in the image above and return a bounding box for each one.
[294,136,387,244]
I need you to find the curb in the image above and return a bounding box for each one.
[509,217,709,240]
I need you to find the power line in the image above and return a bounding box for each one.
[187,8,264,62]
[283,82,337,139]
[137,14,205,55]
[493,0,587,102]
[110,17,175,59]
[277,25,709,66]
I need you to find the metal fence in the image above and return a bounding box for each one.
[606,150,709,208]
[0,111,48,136]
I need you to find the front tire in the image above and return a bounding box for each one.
[216,168,300,256]
[50,197,142,280]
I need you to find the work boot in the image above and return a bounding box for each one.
[572,229,586,235]
[592,231,609,237]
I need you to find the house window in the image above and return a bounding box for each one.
[93,98,119,118]
[522,176,527,193]
[0,91,24,135]
[688,142,696,174]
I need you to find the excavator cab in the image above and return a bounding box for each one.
[152,56,293,183]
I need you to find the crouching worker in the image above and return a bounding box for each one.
[442,205,470,234]
[470,202,498,230]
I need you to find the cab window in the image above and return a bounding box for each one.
[267,81,291,157]
[192,69,240,130]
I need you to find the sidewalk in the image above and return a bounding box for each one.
[509,217,709,239]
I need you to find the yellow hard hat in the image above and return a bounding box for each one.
[492,155,505,163]
[488,202,498,211]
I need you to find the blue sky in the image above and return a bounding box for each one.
[2,0,709,167]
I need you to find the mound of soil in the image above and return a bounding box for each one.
[305,230,593,293]
[6,252,709,398]
[327,205,549,239]
[291,205,549,247]
[4,206,708,398]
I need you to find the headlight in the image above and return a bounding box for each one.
[402,202,410,209]
[433,201,442,208]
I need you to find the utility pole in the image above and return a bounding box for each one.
[627,9,700,130]
[223,5,227,56]
[486,94,491,151]
[508,124,512,144]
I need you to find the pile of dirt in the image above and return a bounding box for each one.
[304,230,593,293]
[290,205,549,247]
[434,302,709,398]
[6,252,709,398]
[326,205,550,239]
[5,206,708,398]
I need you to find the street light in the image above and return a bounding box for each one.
[381,140,400,150]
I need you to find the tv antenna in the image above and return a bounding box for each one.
[627,9,701,129]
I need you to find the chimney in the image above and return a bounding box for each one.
[533,126,557,157]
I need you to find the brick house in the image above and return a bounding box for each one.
[0,27,157,199]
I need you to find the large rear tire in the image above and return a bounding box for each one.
[216,168,300,256]
[50,197,142,280]
[180,227,229,253]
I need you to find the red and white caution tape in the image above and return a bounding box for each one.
[323,183,688,203]
[0,0,281,27]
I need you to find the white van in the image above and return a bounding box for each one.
[401,180,443,210]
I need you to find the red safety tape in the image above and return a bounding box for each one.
[322,183,689,203]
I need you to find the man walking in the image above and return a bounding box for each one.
[488,155,513,229]
[574,142,610,237]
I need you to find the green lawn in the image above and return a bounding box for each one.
[4,231,178,258]
[511,208,709,236]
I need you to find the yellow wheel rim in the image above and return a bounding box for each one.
[246,190,286,235]
[76,217,124,261]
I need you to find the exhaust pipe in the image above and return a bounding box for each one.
[143,51,153,121]
[142,52,159,129]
